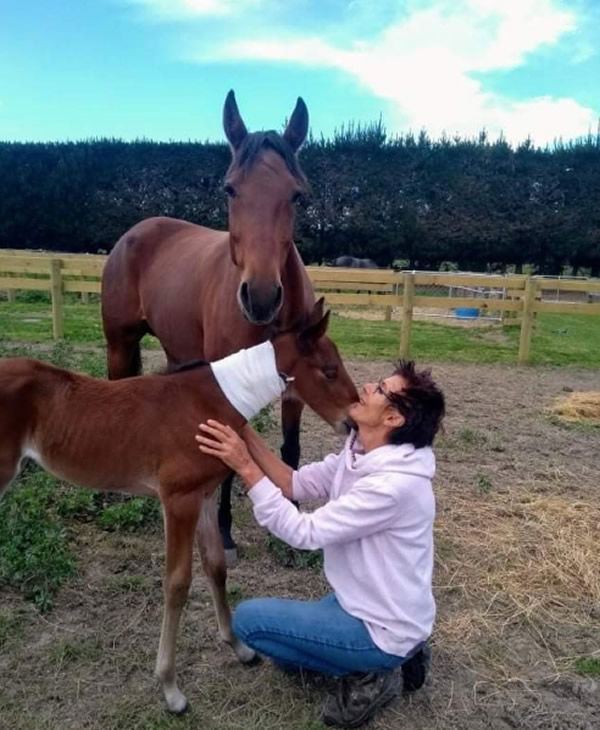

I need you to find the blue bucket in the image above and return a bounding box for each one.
[454,307,480,319]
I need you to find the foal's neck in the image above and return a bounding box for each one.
[210,341,286,421]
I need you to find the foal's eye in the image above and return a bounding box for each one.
[291,191,304,204]
[323,366,338,380]
[223,184,237,198]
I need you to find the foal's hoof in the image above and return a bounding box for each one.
[172,700,190,716]
[224,547,238,568]
[243,652,262,668]
[235,641,258,665]
[165,692,189,715]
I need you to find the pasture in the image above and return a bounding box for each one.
[1,306,599,730]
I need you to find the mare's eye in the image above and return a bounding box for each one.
[323,366,338,380]
[223,184,237,198]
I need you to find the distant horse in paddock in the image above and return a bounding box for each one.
[0,301,358,714]
[333,255,380,269]
[101,90,313,564]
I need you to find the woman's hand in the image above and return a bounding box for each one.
[196,420,264,487]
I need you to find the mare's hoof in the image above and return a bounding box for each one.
[224,547,238,568]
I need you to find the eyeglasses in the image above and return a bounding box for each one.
[375,381,395,405]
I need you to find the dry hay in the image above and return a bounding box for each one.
[434,483,600,685]
[548,391,600,426]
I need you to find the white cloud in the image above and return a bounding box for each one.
[165,0,600,145]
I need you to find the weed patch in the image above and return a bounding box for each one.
[0,467,76,611]
[267,535,323,570]
[574,656,600,676]
[98,497,162,532]
[251,405,276,434]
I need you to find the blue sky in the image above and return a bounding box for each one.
[1,0,599,147]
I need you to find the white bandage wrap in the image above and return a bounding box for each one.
[210,341,286,420]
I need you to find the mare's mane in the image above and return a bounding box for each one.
[233,131,308,190]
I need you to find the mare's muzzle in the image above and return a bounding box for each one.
[238,281,283,324]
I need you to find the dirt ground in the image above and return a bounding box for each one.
[1,356,599,730]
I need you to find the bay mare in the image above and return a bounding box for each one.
[0,302,358,713]
[102,90,313,561]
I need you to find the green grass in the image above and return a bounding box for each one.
[574,656,600,676]
[0,609,24,649]
[328,312,600,367]
[50,638,102,666]
[1,299,598,367]
[0,339,108,376]
[0,298,159,348]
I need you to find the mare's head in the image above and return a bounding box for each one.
[271,298,359,429]
[223,90,309,325]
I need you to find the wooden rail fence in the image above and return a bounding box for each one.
[2,249,600,364]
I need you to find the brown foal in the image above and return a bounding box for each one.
[0,301,358,713]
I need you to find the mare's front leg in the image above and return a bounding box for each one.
[197,493,255,664]
[105,323,147,380]
[280,396,304,470]
[155,489,201,714]
[217,473,238,567]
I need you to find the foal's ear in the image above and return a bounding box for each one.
[283,97,309,153]
[223,90,248,150]
[308,296,325,325]
[299,310,330,349]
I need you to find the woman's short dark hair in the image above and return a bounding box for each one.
[386,361,445,448]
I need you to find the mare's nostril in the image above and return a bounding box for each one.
[274,285,283,310]
[240,282,250,310]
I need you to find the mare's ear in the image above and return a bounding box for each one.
[223,90,248,150]
[283,97,309,153]
[298,310,330,350]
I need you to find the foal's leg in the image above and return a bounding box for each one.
[0,460,20,501]
[155,490,201,714]
[0,439,23,501]
[217,473,238,567]
[197,494,255,663]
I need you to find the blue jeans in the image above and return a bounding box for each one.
[232,594,410,677]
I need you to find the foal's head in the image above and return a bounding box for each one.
[223,90,309,325]
[271,299,359,429]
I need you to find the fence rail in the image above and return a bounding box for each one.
[2,250,600,364]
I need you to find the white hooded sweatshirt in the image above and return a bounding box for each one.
[247,431,436,657]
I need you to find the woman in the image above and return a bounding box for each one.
[196,360,445,728]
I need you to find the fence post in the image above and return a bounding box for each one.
[81,291,89,304]
[384,305,392,322]
[7,289,15,302]
[518,276,536,365]
[399,272,415,358]
[50,258,64,340]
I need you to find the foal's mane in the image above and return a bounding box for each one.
[163,359,209,375]
[233,131,308,189]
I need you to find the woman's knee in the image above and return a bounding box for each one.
[232,597,273,640]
